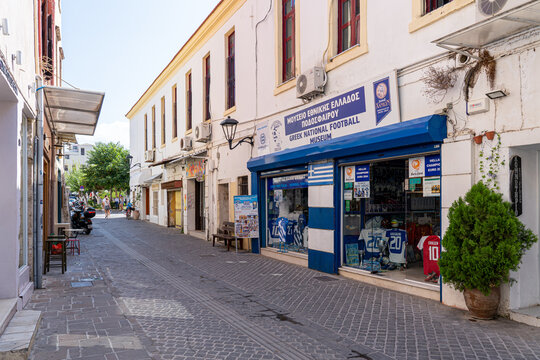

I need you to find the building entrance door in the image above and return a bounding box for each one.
[195,181,205,231]
[218,184,229,224]
[145,188,150,216]
[167,191,175,227]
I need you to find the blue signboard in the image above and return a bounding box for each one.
[355,165,370,182]
[373,77,391,125]
[284,87,366,136]
[425,154,441,176]
[268,173,308,190]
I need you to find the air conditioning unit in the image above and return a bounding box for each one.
[144,150,154,162]
[194,123,211,142]
[296,67,326,100]
[180,136,193,151]
[476,0,507,20]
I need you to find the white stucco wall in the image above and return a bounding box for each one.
[128,0,540,312]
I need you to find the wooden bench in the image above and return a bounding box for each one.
[212,221,241,251]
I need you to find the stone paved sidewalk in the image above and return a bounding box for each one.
[27,215,540,360]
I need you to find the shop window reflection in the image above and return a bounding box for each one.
[267,174,309,253]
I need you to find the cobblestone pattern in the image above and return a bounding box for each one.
[27,233,156,359]
[104,218,540,360]
[28,216,540,360]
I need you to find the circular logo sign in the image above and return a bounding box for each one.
[376,82,388,100]
[411,159,421,170]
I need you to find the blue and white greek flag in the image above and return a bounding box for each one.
[308,162,333,186]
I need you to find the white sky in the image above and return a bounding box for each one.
[62,0,221,148]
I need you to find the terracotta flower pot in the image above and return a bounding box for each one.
[473,135,483,144]
[463,287,500,319]
[485,131,496,140]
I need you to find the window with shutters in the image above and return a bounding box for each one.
[238,176,249,196]
[161,96,166,145]
[226,31,235,110]
[338,0,360,54]
[152,105,156,149]
[186,71,192,131]
[409,0,473,33]
[326,0,367,72]
[282,0,295,82]
[172,85,178,139]
[203,54,211,121]
[144,114,148,151]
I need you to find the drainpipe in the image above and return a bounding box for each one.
[35,77,44,288]
[33,135,38,285]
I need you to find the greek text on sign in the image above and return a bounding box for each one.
[267,72,400,152]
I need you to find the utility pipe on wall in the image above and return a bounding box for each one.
[35,77,44,288]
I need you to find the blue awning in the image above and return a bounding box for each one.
[247,115,447,173]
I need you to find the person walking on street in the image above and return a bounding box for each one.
[114,196,120,210]
[119,196,124,211]
[102,196,111,219]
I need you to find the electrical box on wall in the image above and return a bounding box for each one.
[466,98,490,115]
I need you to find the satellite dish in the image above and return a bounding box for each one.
[478,0,508,16]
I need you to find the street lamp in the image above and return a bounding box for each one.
[220,116,254,150]
[126,154,140,169]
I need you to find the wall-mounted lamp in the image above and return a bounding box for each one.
[220,116,254,150]
[486,89,508,100]
[12,50,21,65]
[0,18,9,36]
[126,154,141,169]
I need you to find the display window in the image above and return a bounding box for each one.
[266,173,309,253]
[342,154,441,283]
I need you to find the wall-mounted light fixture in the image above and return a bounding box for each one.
[0,18,9,36]
[126,154,141,169]
[220,116,254,150]
[486,89,508,100]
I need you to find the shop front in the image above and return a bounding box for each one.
[247,74,447,296]
[249,115,446,294]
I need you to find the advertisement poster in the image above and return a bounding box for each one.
[354,181,370,199]
[186,159,205,179]
[355,164,370,182]
[409,178,422,192]
[274,189,283,202]
[344,190,353,201]
[234,195,259,238]
[344,166,355,182]
[268,72,400,152]
[373,77,392,125]
[425,154,441,176]
[346,243,360,267]
[409,157,425,178]
[423,177,441,197]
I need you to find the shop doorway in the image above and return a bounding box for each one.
[341,155,441,284]
[167,191,176,227]
[195,180,205,231]
[43,158,49,241]
[145,188,150,216]
[218,184,229,224]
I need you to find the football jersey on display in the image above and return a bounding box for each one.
[358,228,387,259]
[418,235,440,275]
[386,229,407,264]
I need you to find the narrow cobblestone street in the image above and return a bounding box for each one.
[28,215,540,360]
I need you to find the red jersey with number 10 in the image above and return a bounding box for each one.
[418,235,440,276]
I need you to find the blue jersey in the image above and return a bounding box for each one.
[358,228,387,259]
[386,229,407,264]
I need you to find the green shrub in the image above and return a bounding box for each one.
[439,182,537,295]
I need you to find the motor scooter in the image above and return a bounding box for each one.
[70,205,96,234]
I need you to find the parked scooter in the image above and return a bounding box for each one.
[70,203,96,234]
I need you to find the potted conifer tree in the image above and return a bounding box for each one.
[439,182,537,319]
